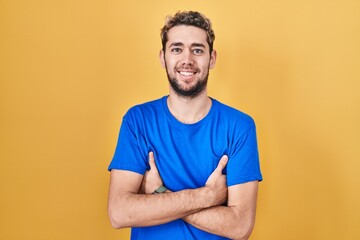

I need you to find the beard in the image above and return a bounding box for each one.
[165,62,210,99]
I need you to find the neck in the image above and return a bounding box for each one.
[167,91,212,124]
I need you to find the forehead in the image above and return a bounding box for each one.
[166,25,208,48]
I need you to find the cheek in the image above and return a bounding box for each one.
[165,59,179,70]
[199,61,210,72]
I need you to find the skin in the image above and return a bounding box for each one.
[141,153,258,240]
[108,154,228,227]
[161,25,215,99]
[108,25,259,239]
[160,25,216,123]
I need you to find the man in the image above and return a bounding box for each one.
[108,11,262,240]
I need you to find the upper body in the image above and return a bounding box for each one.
[108,96,262,239]
[108,11,262,240]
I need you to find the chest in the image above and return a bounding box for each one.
[147,124,229,191]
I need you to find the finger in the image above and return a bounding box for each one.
[148,152,157,170]
[216,155,228,172]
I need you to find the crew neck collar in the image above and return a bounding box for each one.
[161,96,217,130]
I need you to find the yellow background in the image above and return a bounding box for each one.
[1,0,359,239]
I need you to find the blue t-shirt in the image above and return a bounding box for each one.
[108,96,262,240]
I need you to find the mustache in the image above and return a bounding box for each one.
[175,66,200,72]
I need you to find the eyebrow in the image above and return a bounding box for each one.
[168,42,206,48]
[191,43,206,48]
[169,42,184,47]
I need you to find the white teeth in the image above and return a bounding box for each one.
[179,71,195,76]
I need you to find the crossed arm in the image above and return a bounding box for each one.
[108,152,259,240]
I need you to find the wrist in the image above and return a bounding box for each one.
[202,185,218,207]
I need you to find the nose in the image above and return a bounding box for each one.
[181,49,193,66]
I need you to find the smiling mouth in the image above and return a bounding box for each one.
[178,71,196,77]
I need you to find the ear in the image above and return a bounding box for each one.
[209,49,217,69]
[159,50,166,69]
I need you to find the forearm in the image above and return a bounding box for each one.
[183,206,254,240]
[112,153,229,229]
[109,186,216,228]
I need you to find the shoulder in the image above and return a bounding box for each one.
[124,96,165,120]
[213,99,256,130]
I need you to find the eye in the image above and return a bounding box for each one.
[170,48,182,54]
[193,48,204,55]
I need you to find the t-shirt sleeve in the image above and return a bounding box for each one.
[108,117,148,175]
[226,125,263,186]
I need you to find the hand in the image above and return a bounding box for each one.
[205,155,228,205]
[140,152,164,194]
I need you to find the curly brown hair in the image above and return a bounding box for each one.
[160,11,215,53]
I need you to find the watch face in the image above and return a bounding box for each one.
[156,186,167,193]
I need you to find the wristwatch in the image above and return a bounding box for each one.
[153,185,168,194]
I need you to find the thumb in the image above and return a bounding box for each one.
[216,155,228,172]
[148,152,158,171]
